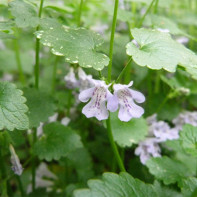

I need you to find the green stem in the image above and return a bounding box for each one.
[106,116,126,172]
[67,90,72,116]
[34,0,44,89]
[137,0,156,27]
[154,70,161,94]
[51,56,59,93]
[16,176,25,197]
[14,39,25,85]
[107,0,119,82]
[31,130,37,192]
[116,57,132,83]
[154,0,159,14]
[0,148,8,197]
[77,0,84,27]
[156,93,170,113]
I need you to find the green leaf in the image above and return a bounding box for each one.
[74,172,157,197]
[148,15,186,36]
[36,18,109,71]
[0,21,15,34]
[180,177,197,197]
[126,28,197,78]
[23,88,55,128]
[146,156,189,185]
[67,147,94,182]
[125,0,172,8]
[0,82,29,131]
[9,0,39,28]
[33,122,83,161]
[153,181,182,197]
[110,112,147,147]
[179,124,197,157]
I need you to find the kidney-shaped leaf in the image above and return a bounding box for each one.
[74,172,157,197]
[179,124,197,157]
[33,122,83,161]
[0,82,29,131]
[23,88,55,128]
[9,0,39,28]
[110,112,147,147]
[146,156,189,185]
[126,28,197,78]
[36,18,109,71]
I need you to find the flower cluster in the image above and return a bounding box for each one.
[79,80,145,122]
[64,67,94,91]
[135,111,197,164]
[135,114,179,164]
[172,111,197,131]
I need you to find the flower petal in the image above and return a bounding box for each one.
[129,89,145,103]
[78,87,94,102]
[107,93,119,112]
[82,101,109,120]
[118,105,133,122]
[129,100,144,118]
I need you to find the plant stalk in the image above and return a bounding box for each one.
[137,0,156,27]
[106,116,126,172]
[107,0,119,82]
[77,0,84,27]
[34,0,44,89]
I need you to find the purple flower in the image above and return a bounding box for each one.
[79,80,112,120]
[172,111,197,131]
[135,138,161,164]
[78,67,94,91]
[146,114,179,142]
[64,67,78,89]
[107,81,145,122]
[151,121,179,142]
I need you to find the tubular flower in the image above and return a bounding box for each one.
[79,80,112,121]
[134,138,161,164]
[78,67,94,91]
[64,67,78,89]
[107,81,145,122]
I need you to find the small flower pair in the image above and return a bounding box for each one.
[79,80,145,122]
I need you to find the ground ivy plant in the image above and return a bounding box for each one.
[0,0,197,196]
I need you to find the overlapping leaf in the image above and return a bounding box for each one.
[9,0,39,28]
[126,28,197,79]
[74,172,157,197]
[110,112,147,147]
[23,88,55,128]
[33,122,83,161]
[179,125,197,157]
[180,177,197,197]
[36,18,109,70]
[0,21,15,39]
[146,156,189,185]
[0,82,29,131]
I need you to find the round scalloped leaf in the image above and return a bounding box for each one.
[110,112,147,147]
[0,82,29,131]
[9,0,39,28]
[126,28,197,77]
[74,172,157,197]
[179,124,197,157]
[36,18,109,71]
[33,122,83,161]
[146,156,189,185]
[23,88,55,128]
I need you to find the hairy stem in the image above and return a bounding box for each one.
[34,0,44,89]
[106,116,126,172]
[107,0,119,82]
[77,0,84,27]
